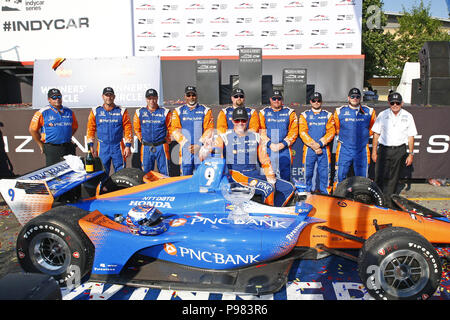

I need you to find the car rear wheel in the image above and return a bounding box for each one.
[358,227,442,300]
[100,168,145,194]
[333,176,385,207]
[16,206,94,287]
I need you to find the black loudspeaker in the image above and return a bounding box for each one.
[411,78,424,105]
[261,75,273,105]
[423,77,450,105]
[419,41,450,80]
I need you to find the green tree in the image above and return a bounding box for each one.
[362,0,395,86]
[390,0,450,83]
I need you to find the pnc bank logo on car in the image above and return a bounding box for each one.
[163,243,261,265]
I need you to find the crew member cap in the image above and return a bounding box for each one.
[388,92,403,103]
[348,88,361,96]
[272,89,283,97]
[47,88,61,98]
[231,88,245,96]
[310,92,322,101]
[103,87,115,95]
[232,106,249,121]
[185,86,197,94]
[145,89,158,97]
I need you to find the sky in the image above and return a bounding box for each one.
[383,0,449,19]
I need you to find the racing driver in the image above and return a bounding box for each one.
[201,106,295,207]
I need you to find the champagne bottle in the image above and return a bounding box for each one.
[85,150,94,173]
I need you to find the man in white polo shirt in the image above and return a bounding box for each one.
[371,92,417,208]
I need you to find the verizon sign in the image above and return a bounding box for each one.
[0,0,133,62]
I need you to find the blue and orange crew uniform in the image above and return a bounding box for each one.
[213,130,295,207]
[86,105,133,174]
[170,103,214,175]
[299,109,335,194]
[259,106,298,181]
[133,106,172,175]
[333,104,376,187]
[216,106,260,134]
[29,104,78,166]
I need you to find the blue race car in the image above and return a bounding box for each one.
[1,154,449,300]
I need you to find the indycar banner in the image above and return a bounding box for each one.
[133,0,362,57]
[0,0,362,62]
[0,0,133,62]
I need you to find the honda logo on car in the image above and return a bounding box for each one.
[164,243,260,265]
[128,196,175,209]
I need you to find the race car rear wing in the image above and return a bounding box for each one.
[0,160,104,225]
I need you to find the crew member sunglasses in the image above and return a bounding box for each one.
[390,101,401,106]
[50,95,62,100]
[233,119,247,124]
[186,93,196,97]
[271,97,282,101]
[311,99,322,103]
[233,94,244,99]
[350,95,361,99]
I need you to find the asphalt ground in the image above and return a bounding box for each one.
[0,182,449,300]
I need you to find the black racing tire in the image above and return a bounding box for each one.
[358,227,442,300]
[100,168,145,194]
[333,176,385,207]
[16,206,94,287]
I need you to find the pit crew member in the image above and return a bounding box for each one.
[298,92,335,194]
[29,88,78,166]
[259,90,298,181]
[216,88,260,134]
[86,87,133,175]
[133,89,171,175]
[170,86,214,175]
[333,88,376,188]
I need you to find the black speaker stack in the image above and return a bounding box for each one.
[411,41,450,106]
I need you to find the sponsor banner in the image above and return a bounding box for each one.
[133,0,362,57]
[0,0,133,62]
[32,56,162,108]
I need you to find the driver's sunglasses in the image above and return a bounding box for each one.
[390,101,401,106]
[233,94,244,99]
[271,97,282,101]
[311,99,322,103]
[350,95,361,99]
[50,95,62,100]
[233,119,247,124]
[186,93,197,97]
